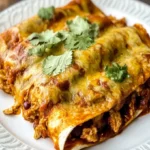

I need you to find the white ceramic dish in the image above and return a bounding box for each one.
[0,0,150,150]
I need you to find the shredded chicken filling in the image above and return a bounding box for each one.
[69,79,150,143]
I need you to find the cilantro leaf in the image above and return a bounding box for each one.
[89,23,99,39]
[28,30,62,56]
[40,30,62,44]
[105,63,130,82]
[28,43,53,56]
[67,16,99,38]
[28,44,45,56]
[67,16,90,35]
[28,30,61,45]
[65,16,99,50]
[38,6,55,20]
[28,33,41,46]
[43,51,73,76]
[65,33,93,50]
[28,33,41,41]
[28,16,100,76]
[56,31,69,41]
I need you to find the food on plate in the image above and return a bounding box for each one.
[0,0,150,149]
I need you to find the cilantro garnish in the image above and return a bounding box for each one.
[43,51,73,76]
[28,30,61,45]
[55,31,69,41]
[67,16,99,38]
[38,6,55,20]
[65,16,99,50]
[28,30,62,56]
[105,63,130,82]
[28,43,54,56]
[89,23,100,39]
[65,33,93,50]
[28,16,100,75]
[28,44,46,56]
[67,16,90,35]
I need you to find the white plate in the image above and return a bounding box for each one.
[0,0,150,150]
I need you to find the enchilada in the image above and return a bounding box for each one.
[0,0,150,150]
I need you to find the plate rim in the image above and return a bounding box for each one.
[0,0,150,150]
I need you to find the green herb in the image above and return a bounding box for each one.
[28,16,100,76]
[65,16,99,50]
[28,30,62,56]
[28,44,45,56]
[43,51,73,76]
[105,63,130,82]
[28,33,41,45]
[65,33,93,50]
[67,16,99,38]
[38,6,55,20]
[28,43,54,56]
[55,31,69,41]
[89,23,99,39]
[28,30,61,45]
[67,16,90,35]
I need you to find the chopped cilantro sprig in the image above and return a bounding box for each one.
[38,6,55,20]
[105,63,130,83]
[28,30,62,56]
[65,16,99,50]
[43,51,73,76]
[28,16,99,76]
